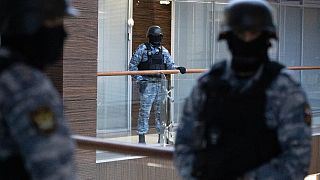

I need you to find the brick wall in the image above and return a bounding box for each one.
[64,0,98,179]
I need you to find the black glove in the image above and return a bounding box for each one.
[176,66,186,74]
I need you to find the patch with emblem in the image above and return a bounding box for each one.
[304,103,312,127]
[30,106,56,134]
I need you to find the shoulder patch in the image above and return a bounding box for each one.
[304,103,312,127]
[30,106,57,135]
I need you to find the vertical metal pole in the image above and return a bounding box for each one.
[127,0,134,133]
[279,1,283,63]
[300,0,304,83]
[212,1,216,65]
[160,74,168,145]
[170,1,175,125]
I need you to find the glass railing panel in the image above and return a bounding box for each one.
[97,76,129,133]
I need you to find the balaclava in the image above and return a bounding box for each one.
[2,25,67,69]
[226,32,271,76]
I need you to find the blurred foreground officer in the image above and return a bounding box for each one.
[174,0,311,179]
[129,25,186,144]
[0,0,79,179]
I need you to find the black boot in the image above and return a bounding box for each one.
[158,134,161,143]
[138,134,145,144]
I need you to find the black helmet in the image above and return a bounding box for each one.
[146,25,163,46]
[146,25,163,38]
[218,0,277,40]
[0,0,79,35]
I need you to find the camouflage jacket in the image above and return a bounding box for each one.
[0,57,78,180]
[129,43,177,81]
[174,61,311,180]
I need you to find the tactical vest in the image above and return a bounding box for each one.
[192,60,284,180]
[138,42,167,71]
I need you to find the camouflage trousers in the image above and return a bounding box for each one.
[137,81,166,135]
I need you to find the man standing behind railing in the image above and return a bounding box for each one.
[129,25,186,144]
[174,0,311,179]
[0,0,79,179]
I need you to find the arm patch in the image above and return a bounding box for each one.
[30,106,57,135]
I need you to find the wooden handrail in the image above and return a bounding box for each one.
[72,135,174,160]
[288,66,320,70]
[97,66,320,77]
[97,69,207,76]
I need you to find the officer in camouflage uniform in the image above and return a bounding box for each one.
[174,0,311,179]
[129,25,186,144]
[0,0,79,179]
